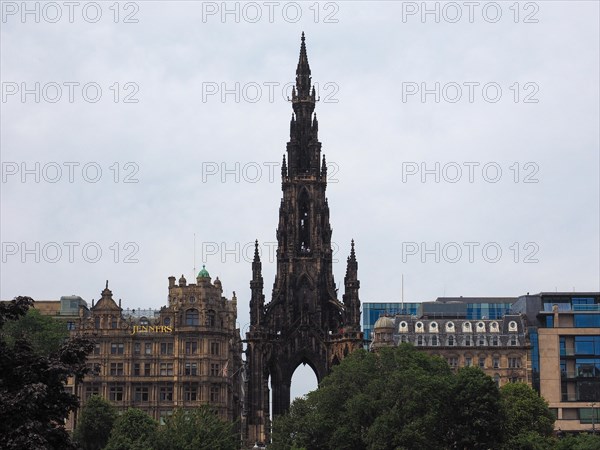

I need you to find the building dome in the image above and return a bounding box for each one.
[197,265,210,279]
[374,315,395,329]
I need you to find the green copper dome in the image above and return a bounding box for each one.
[198,265,210,278]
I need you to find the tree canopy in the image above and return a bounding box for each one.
[500,382,556,450]
[1,307,69,355]
[104,408,158,450]
[271,344,558,450]
[153,406,239,450]
[0,296,94,450]
[73,395,118,450]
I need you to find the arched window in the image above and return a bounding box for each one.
[163,317,171,326]
[206,310,216,327]
[400,335,408,344]
[431,335,438,346]
[478,335,486,346]
[185,309,199,326]
[417,335,424,346]
[448,335,455,346]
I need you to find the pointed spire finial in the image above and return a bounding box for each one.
[350,239,356,261]
[282,154,288,177]
[296,32,311,97]
[254,240,261,262]
[105,280,109,289]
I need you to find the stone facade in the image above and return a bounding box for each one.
[69,270,242,430]
[371,314,531,387]
[245,33,363,445]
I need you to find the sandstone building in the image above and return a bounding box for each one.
[371,313,531,387]
[245,33,363,444]
[69,267,243,430]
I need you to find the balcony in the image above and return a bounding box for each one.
[573,304,600,311]
[561,369,600,380]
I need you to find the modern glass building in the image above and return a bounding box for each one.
[512,292,600,432]
[362,302,420,342]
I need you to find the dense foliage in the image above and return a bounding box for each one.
[73,395,118,450]
[153,406,239,450]
[500,382,556,450]
[271,344,560,450]
[104,408,158,450]
[554,433,600,450]
[74,402,237,450]
[0,296,94,450]
[2,307,69,355]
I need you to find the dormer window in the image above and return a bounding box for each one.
[415,322,424,333]
[140,317,149,326]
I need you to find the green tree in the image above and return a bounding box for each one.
[104,408,158,450]
[1,307,69,355]
[0,296,94,450]
[499,382,555,450]
[73,395,117,450]
[272,345,505,450]
[555,433,600,450]
[153,406,238,450]
[444,366,504,450]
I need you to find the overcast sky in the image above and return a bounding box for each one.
[2,1,599,399]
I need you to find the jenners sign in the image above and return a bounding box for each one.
[131,325,173,335]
